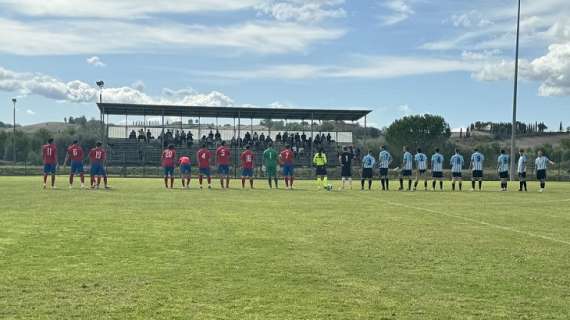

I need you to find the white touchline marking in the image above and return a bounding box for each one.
[380,200,570,246]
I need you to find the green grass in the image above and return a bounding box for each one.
[1,177,570,319]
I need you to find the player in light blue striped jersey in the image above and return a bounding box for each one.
[470,149,485,191]
[378,146,392,191]
[414,148,428,191]
[399,146,414,191]
[361,150,376,191]
[450,149,464,191]
[535,150,555,192]
[497,150,510,191]
[430,149,445,191]
[517,149,528,192]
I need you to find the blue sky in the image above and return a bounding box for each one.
[0,0,569,130]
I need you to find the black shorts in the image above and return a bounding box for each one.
[341,166,352,178]
[472,170,483,179]
[418,169,426,176]
[379,168,389,177]
[401,170,412,177]
[316,166,327,176]
[537,170,546,180]
[362,168,373,179]
[452,172,462,178]
[499,171,509,179]
[432,171,443,178]
[518,172,527,179]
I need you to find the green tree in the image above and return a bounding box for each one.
[385,114,451,152]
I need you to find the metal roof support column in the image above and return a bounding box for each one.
[125,113,128,139]
[310,113,314,167]
[198,116,201,141]
[161,111,165,148]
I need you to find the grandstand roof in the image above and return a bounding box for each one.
[97,103,371,121]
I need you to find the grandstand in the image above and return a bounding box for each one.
[97,103,372,177]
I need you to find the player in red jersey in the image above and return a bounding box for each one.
[89,142,109,189]
[240,145,255,189]
[178,155,191,188]
[64,140,85,189]
[161,144,177,189]
[279,144,295,189]
[197,144,212,189]
[216,141,231,189]
[41,138,58,189]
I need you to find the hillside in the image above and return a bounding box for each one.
[453,132,570,149]
[2,122,76,134]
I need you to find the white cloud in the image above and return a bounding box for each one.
[26,109,35,115]
[131,80,145,92]
[472,43,570,96]
[86,56,106,67]
[0,18,344,55]
[0,65,235,106]
[379,0,414,26]
[256,0,346,23]
[0,0,261,18]
[398,104,413,116]
[448,11,493,28]
[199,55,480,80]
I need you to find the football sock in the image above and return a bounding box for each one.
[290,177,294,187]
[250,179,254,189]
[226,178,230,188]
[472,181,476,189]
[541,182,545,189]
[361,179,365,189]
[452,182,456,191]
[285,177,289,188]
[207,177,211,185]
[519,181,523,190]
[242,178,246,188]
[323,177,328,188]
[439,181,443,190]
[182,179,186,188]
[380,179,385,190]
[170,178,174,188]
[221,179,225,188]
[96,177,101,186]
[103,177,107,187]
[316,177,321,188]
[187,178,191,187]
[523,181,527,191]
[268,178,272,188]
[69,175,74,185]
[408,180,412,190]
[424,181,428,189]
[368,180,372,190]
[399,178,404,189]
[43,174,48,184]
[459,182,462,191]
[432,180,436,190]
[385,179,389,190]
[164,177,169,188]
[414,181,418,189]
[199,176,203,185]
[274,178,278,188]
[478,181,482,190]
[80,174,84,184]
[51,175,56,187]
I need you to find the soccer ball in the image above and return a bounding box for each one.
[326,184,334,191]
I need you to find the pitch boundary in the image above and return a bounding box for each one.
[380,200,570,246]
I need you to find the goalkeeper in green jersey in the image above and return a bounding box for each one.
[263,142,279,189]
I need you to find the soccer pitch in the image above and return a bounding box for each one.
[1,177,569,319]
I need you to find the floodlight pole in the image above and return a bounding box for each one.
[510,0,521,181]
[12,98,16,164]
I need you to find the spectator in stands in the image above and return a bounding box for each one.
[244,132,252,144]
[259,132,265,143]
[265,135,272,144]
[283,132,289,142]
[180,130,186,144]
[215,130,221,142]
[208,130,214,141]
[237,137,243,147]
[175,130,181,145]
[253,132,259,143]
[327,133,332,143]
[138,129,146,142]
[314,134,321,145]
[355,147,361,161]
[230,136,237,147]
[146,129,153,141]
[321,133,326,143]
[295,133,300,143]
[301,132,307,143]
[276,132,282,143]
[129,130,137,140]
